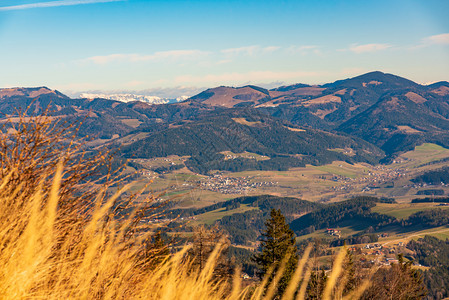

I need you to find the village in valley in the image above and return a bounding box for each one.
[199,173,277,194]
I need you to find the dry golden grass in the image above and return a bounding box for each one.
[0,113,371,299]
[0,170,367,299]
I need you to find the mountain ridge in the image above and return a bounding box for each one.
[1,71,448,165]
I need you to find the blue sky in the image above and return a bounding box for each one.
[0,0,448,97]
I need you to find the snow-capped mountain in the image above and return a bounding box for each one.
[79,93,189,104]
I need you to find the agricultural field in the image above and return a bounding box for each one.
[392,143,449,170]
[132,156,189,170]
[372,202,449,219]
[313,161,367,179]
[191,204,259,226]
[120,118,142,128]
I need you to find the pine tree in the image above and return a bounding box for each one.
[254,209,299,297]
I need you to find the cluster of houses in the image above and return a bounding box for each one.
[326,228,342,238]
[327,166,407,193]
[348,241,409,266]
[200,174,276,194]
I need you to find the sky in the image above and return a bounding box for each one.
[0,0,448,97]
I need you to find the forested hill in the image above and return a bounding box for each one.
[120,109,383,174]
[168,195,322,245]
[411,166,449,185]
[337,91,449,155]
[169,194,449,246]
[289,196,398,235]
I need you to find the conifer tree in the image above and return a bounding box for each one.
[254,209,298,297]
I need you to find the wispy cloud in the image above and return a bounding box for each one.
[286,45,321,55]
[349,43,392,54]
[409,33,449,50]
[424,33,449,45]
[221,45,280,56]
[263,46,281,53]
[81,50,209,65]
[0,0,124,11]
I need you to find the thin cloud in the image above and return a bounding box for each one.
[221,45,280,56]
[221,46,260,56]
[409,33,449,50]
[263,46,281,53]
[287,45,321,55]
[0,0,124,11]
[349,43,392,54]
[287,45,319,52]
[81,50,209,65]
[425,33,449,45]
[84,46,279,65]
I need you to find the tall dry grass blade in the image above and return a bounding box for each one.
[341,267,376,300]
[323,247,346,300]
[149,245,191,300]
[45,159,63,245]
[7,181,50,299]
[199,240,224,283]
[22,180,44,268]
[251,264,276,300]
[334,257,351,300]
[341,279,372,300]
[296,264,312,300]
[0,170,13,190]
[282,245,312,300]
[7,181,24,203]
[83,183,132,237]
[263,250,292,300]
[229,267,242,300]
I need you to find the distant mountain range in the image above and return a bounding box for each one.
[1,71,448,172]
[79,93,189,104]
